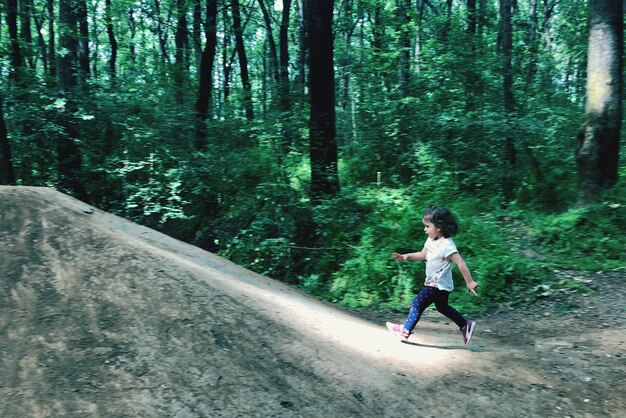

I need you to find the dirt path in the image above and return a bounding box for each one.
[1,186,624,417]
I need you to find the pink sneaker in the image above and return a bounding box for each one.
[461,320,476,344]
[386,322,411,340]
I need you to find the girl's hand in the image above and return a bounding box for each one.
[392,252,406,261]
[466,281,480,296]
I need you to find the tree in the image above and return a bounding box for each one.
[57,0,88,200]
[0,94,16,185]
[232,0,254,120]
[576,0,623,203]
[47,0,56,78]
[6,0,24,82]
[105,0,118,81]
[77,0,90,80]
[306,0,339,201]
[195,0,219,148]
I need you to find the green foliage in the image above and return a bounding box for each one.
[1,0,623,318]
[527,197,626,270]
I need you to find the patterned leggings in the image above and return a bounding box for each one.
[403,286,466,332]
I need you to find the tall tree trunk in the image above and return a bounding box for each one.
[523,0,538,91]
[576,0,622,203]
[77,0,90,81]
[58,0,87,201]
[257,0,280,84]
[232,0,254,120]
[306,0,339,201]
[222,3,232,107]
[193,0,202,70]
[154,0,168,63]
[296,0,307,96]
[500,0,516,202]
[105,0,118,81]
[0,94,16,185]
[414,0,425,74]
[20,0,34,68]
[397,0,411,94]
[47,0,56,78]
[128,6,137,65]
[34,12,49,75]
[467,0,477,35]
[279,0,292,111]
[175,0,188,103]
[278,0,293,153]
[6,0,23,82]
[194,0,218,149]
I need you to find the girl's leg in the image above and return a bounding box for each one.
[433,290,466,329]
[403,287,438,332]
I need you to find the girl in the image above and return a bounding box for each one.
[386,205,480,344]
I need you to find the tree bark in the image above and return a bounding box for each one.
[576,0,623,203]
[467,0,477,35]
[175,0,189,103]
[306,0,340,201]
[279,0,292,112]
[195,0,218,149]
[58,0,87,201]
[296,0,307,95]
[397,0,412,94]
[6,0,23,82]
[193,0,202,70]
[232,0,254,120]
[77,0,90,81]
[105,0,118,81]
[154,0,169,63]
[257,0,280,83]
[0,94,16,185]
[48,0,56,78]
[20,0,34,68]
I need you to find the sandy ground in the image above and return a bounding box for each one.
[0,186,624,417]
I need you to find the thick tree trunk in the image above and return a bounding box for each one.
[20,0,34,68]
[175,0,188,103]
[306,0,340,201]
[6,0,23,82]
[77,0,90,80]
[576,0,622,203]
[232,0,254,120]
[258,0,280,83]
[128,6,137,65]
[194,0,218,149]
[58,0,87,201]
[154,0,168,63]
[0,94,16,185]
[467,0,477,35]
[105,0,118,81]
[47,0,56,78]
[34,13,49,75]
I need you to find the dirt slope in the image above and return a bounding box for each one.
[0,186,624,417]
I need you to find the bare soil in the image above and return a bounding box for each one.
[1,186,624,417]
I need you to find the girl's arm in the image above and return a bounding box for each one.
[448,252,480,296]
[392,248,426,261]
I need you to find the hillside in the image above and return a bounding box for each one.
[0,186,623,417]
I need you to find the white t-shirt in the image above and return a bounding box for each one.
[423,237,458,291]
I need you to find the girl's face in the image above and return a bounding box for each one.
[423,217,441,240]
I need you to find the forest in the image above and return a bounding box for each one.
[1,0,624,313]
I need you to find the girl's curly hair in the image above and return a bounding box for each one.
[423,205,459,238]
